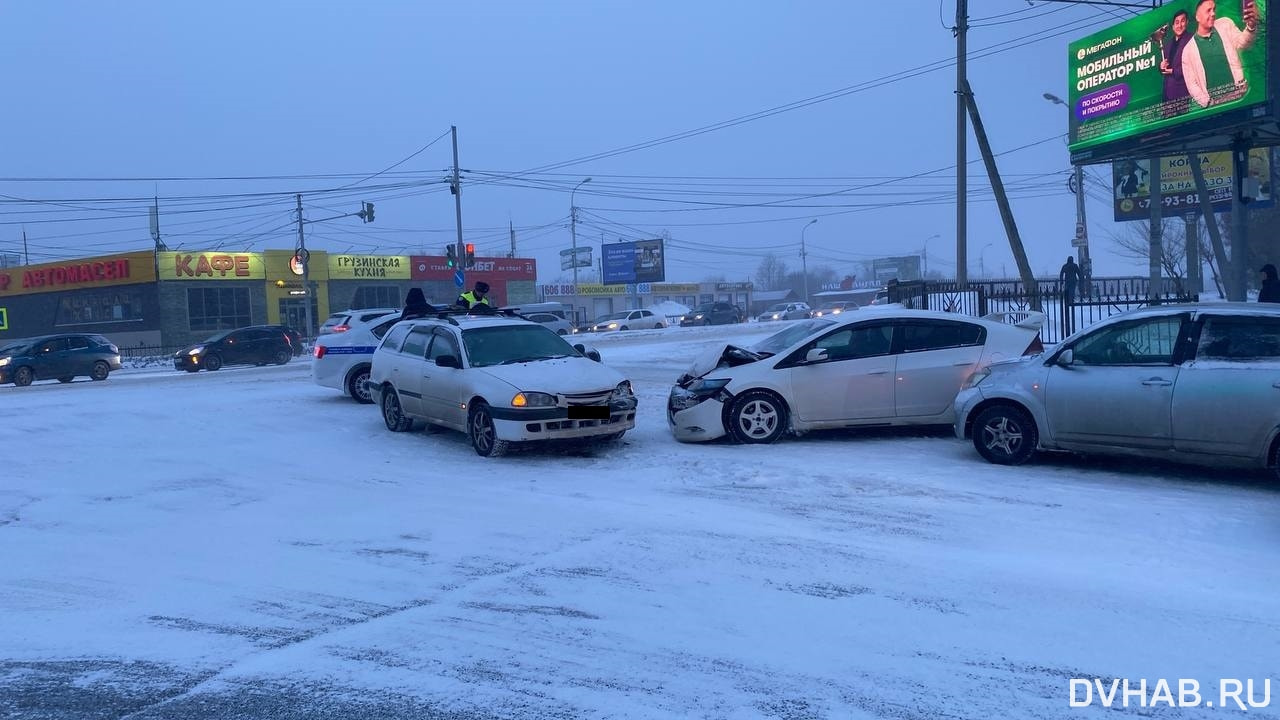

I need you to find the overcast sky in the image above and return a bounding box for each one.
[1,1,1149,284]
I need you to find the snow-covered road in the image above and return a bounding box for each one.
[2,324,1277,719]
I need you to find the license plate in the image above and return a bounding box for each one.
[568,405,608,419]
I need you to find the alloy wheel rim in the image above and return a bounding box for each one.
[739,400,777,438]
[982,417,1023,456]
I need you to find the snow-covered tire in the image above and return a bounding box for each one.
[469,403,509,457]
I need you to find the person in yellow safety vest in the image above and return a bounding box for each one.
[455,280,494,312]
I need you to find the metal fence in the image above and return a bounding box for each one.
[887,276,1197,344]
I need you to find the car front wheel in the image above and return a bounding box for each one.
[90,362,110,381]
[382,387,414,432]
[973,404,1038,465]
[13,367,34,386]
[727,390,788,444]
[204,354,223,371]
[469,402,509,457]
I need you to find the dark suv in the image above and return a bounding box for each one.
[174,325,299,372]
[0,333,122,386]
[680,302,744,326]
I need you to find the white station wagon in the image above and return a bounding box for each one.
[369,313,638,457]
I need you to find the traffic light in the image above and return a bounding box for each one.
[465,243,476,268]
[360,202,375,223]
[446,244,457,268]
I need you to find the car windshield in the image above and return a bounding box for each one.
[750,318,837,356]
[694,304,716,313]
[765,303,789,312]
[595,312,630,323]
[0,341,29,355]
[462,325,580,367]
[201,329,235,343]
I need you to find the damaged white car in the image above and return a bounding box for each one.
[668,309,1045,444]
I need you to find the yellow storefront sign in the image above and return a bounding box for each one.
[576,284,629,296]
[158,251,265,281]
[328,255,410,280]
[0,251,157,297]
[652,283,701,294]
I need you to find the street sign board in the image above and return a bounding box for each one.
[454,270,465,287]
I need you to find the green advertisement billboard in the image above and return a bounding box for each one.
[1068,0,1269,158]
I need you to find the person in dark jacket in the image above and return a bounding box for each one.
[1259,264,1280,303]
[399,287,435,321]
[1059,256,1082,304]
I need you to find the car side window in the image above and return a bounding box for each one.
[900,321,985,353]
[37,338,68,353]
[66,336,90,351]
[382,324,411,351]
[371,319,398,340]
[427,330,460,362]
[401,328,431,357]
[1195,316,1280,361]
[810,324,893,361]
[1072,315,1185,366]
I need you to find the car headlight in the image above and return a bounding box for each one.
[187,346,205,356]
[606,323,618,329]
[693,314,704,320]
[0,357,9,367]
[611,381,634,400]
[687,377,730,395]
[963,368,991,389]
[771,314,780,319]
[512,391,557,408]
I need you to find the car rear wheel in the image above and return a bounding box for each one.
[973,404,1038,465]
[205,354,223,371]
[654,323,663,329]
[727,390,788,444]
[58,376,74,383]
[13,367,34,387]
[381,387,414,432]
[90,362,110,381]
[272,349,290,365]
[620,325,629,331]
[469,402,509,457]
[347,367,374,404]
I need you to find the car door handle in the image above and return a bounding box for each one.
[868,370,890,375]
[1141,378,1172,386]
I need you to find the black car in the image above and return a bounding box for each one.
[0,333,122,386]
[679,302,744,326]
[174,325,299,372]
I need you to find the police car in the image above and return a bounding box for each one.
[312,309,402,403]
[369,311,637,457]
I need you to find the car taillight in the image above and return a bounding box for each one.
[313,346,326,359]
[332,325,350,333]
[1023,335,1044,356]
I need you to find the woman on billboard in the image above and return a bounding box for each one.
[1181,0,1260,109]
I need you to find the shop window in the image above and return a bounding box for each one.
[55,290,144,326]
[351,286,401,309]
[187,287,251,332]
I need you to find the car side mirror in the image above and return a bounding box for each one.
[1055,348,1075,367]
[805,348,829,363]
[573,343,602,362]
[435,354,461,368]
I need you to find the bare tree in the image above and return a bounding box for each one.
[755,254,789,290]
[1108,219,1224,297]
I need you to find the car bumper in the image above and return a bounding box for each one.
[953,386,985,439]
[667,389,729,442]
[173,355,203,370]
[490,397,638,442]
[311,360,346,390]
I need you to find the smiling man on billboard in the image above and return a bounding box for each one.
[1182,0,1260,108]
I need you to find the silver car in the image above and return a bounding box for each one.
[955,303,1280,479]
[756,302,811,322]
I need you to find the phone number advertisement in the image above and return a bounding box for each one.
[1069,678,1273,711]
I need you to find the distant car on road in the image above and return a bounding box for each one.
[679,302,744,326]
[522,312,575,336]
[584,309,666,332]
[755,302,811,322]
[174,325,299,372]
[669,309,1044,444]
[956,303,1280,479]
[0,333,121,386]
[812,301,857,317]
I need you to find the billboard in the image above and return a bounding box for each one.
[602,239,665,284]
[871,256,922,283]
[1112,147,1274,220]
[1068,0,1270,159]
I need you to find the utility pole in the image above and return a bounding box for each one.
[570,178,591,323]
[1073,165,1091,295]
[509,219,516,258]
[1231,135,1252,301]
[962,80,1038,308]
[451,126,465,291]
[295,193,313,341]
[1189,153,1229,297]
[801,219,817,305]
[1149,157,1164,304]
[956,0,969,285]
[22,228,29,265]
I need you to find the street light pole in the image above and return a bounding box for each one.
[980,242,993,279]
[922,233,939,278]
[1044,92,1091,294]
[800,219,817,305]
[570,177,591,324]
